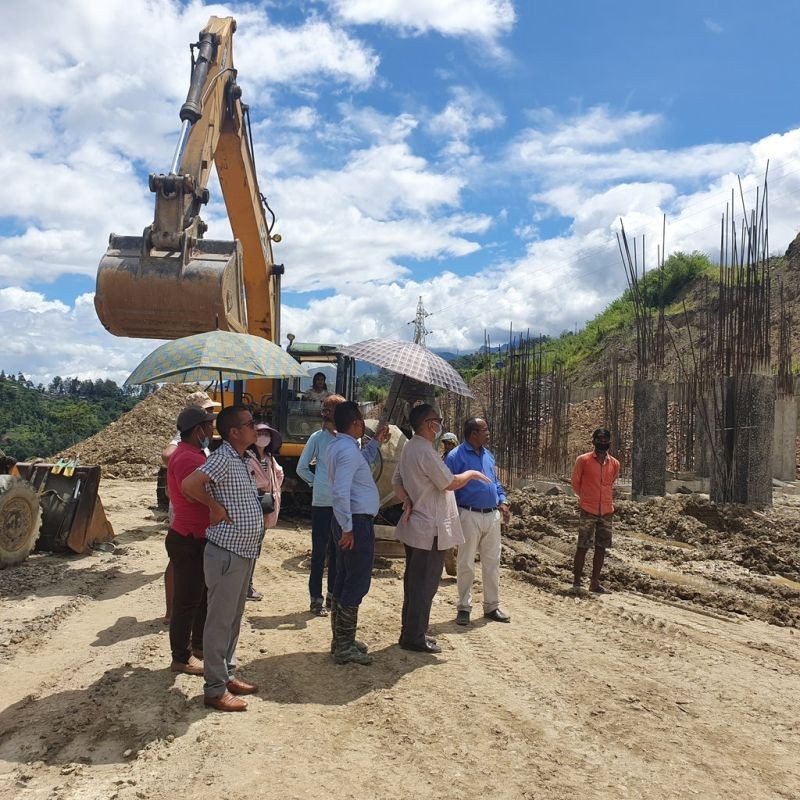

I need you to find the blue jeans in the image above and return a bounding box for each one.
[331,514,375,606]
[309,506,337,601]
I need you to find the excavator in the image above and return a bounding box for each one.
[93,15,405,511]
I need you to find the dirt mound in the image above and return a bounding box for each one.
[54,385,202,479]
[504,488,800,627]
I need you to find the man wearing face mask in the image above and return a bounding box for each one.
[165,405,216,676]
[392,404,490,653]
[571,428,620,594]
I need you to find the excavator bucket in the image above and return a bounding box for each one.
[94,234,248,340]
[15,463,114,554]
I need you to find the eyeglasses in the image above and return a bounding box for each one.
[235,419,256,429]
[426,417,443,424]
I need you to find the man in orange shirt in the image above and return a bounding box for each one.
[570,428,620,594]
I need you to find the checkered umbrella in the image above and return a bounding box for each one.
[340,338,474,398]
[124,330,306,385]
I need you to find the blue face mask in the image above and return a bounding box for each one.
[199,436,210,450]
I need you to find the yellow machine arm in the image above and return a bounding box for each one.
[95,16,282,343]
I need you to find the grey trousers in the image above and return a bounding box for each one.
[203,541,254,698]
[399,538,445,649]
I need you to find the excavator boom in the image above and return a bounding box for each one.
[94,16,280,342]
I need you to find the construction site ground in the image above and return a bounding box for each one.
[0,479,799,800]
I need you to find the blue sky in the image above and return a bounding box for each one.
[2,0,800,383]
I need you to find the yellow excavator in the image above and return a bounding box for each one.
[95,15,281,351]
[93,15,406,511]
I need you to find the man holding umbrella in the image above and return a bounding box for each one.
[391,404,490,653]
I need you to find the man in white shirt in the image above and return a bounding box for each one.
[391,404,489,654]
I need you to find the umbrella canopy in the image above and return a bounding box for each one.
[124,330,306,385]
[340,338,474,398]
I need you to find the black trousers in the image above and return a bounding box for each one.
[165,529,207,663]
[399,538,445,649]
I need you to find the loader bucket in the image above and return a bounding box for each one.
[94,234,248,340]
[15,463,114,554]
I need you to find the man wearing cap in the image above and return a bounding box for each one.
[166,405,216,676]
[445,417,512,626]
[181,405,263,712]
[161,390,221,623]
[571,428,620,594]
[296,393,347,616]
[440,432,458,458]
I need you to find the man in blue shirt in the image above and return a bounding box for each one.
[327,401,388,665]
[296,393,347,616]
[445,417,511,626]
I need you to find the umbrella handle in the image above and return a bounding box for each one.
[383,374,405,424]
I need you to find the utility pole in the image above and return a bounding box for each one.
[410,296,430,345]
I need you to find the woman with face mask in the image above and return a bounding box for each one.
[244,422,285,601]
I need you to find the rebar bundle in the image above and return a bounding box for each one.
[463,329,572,487]
[617,218,667,379]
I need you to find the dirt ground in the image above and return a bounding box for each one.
[1,480,799,800]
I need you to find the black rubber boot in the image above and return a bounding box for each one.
[333,605,373,665]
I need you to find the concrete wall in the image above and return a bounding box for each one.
[773,395,797,481]
[632,379,667,499]
[711,374,775,506]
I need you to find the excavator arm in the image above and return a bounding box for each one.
[95,16,282,342]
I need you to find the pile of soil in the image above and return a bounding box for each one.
[54,385,201,479]
[504,489,800,628]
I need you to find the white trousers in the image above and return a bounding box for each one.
[456,508,501,613]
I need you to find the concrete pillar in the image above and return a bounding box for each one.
[632,379,667,499]
[710,374,775,506]
[772,395,797,481]
[693,394,714,478]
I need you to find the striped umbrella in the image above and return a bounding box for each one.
[340,338,474,398]
[124,330,306,385]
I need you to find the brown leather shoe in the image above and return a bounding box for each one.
[204,690,247,712]
[170,655,204,675]
[226,678,258,695]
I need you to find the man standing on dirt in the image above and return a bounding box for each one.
[161,390,220,624]
[571,428,620,594]
[445,417,511,626]
[181,405,263,712]
[297,393,347,616]
[392,404,489,653]
[327,401,389,665]
[166,405,215,677]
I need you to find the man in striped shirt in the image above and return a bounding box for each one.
[181,405,263,712]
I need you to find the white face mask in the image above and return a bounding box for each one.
[256,434,271,449]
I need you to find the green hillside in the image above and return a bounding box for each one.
[0,374,153,461]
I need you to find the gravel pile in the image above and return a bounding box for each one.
[54,385,201,479]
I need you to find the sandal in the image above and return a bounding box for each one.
[311,601,328,617]
[590,584,609,594]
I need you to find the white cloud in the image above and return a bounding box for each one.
[704,18,723,34]
[510,107,752,187]
[428,86,505,156]
[0,290,160,385]
[327,0,515,42]
[235,18,379,88]
[284,106,319,130]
